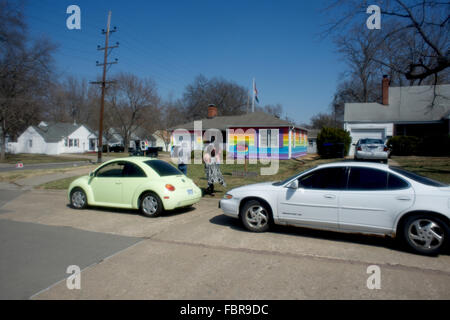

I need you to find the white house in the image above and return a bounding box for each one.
[8,121,98,155]
[344,77,450,156]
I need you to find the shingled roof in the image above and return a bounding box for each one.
[173,111,306,131]
[32,122,92,143]
[345,84,450,123]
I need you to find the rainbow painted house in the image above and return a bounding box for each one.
[171,105,308,160]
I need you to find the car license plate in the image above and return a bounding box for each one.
[187,189,193,195]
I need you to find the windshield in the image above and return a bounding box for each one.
[145,160,182,177]
[390,167,447,187]
[272,166,317,186]
[360,139,384,145]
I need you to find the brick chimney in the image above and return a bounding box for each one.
[207,104,218,118]
[382,75,390,105]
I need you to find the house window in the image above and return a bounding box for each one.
[259,129,279,148]
[28,139,32,148]
[74,139,79,147]
[64,138,68,147]
[69,139,73,147]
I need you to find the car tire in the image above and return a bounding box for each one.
[402,214,448,255]
[240,200,271,232]
[70,188,88,209]
[139,192,163,218]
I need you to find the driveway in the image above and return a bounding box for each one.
[0,190,449,299]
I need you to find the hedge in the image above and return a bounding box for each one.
[387,135,450,156]
[317,127,352,158]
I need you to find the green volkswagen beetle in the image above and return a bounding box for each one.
[68,157,202,217]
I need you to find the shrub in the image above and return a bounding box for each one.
[417,135,450,156]
[387,136,420,156]
[317,127,351,158]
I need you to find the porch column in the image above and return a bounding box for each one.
[288,127,292,159]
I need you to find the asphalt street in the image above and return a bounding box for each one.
[0,191,141,299]
[0,161,91,173]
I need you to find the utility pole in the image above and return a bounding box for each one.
[91,10,119,163]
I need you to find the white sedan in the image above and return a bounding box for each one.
[219,162,450,255]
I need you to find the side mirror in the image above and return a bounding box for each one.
[286,180,299,189]
[352,143,356,146]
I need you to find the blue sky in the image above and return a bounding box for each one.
[24,0,347,124]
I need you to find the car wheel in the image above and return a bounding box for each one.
[402,215,448,255]
[240,200,271,232]
[139,192,163,217]
[70,188,88,209]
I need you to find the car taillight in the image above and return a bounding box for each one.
[357,146,362,151]
[165,184,175,191]
[384,147,389,152]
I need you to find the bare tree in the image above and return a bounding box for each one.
[106,72,159,152]
[0,0,56,159]
[323,0,449,85]
[45,76,100,129]
[310,112,341,129]
[153,100,186,151]
[256,103,284,117]
[183,75,248,120]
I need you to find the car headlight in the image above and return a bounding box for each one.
[224,193,233,199]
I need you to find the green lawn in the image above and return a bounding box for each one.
[390,156,450,184]
[39,155,450,192]
[40,175,84,190]
[0,154,90,164]
[38,156,336,193]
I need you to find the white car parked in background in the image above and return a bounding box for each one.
[219,162,450,255]
[354,138,389,163]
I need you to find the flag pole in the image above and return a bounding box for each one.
[252,78,255,113]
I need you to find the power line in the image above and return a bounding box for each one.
[90,11,119,163]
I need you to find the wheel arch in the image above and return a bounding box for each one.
[395,210,450,237]
[136,190,165,210]
[69,185,91,205]
[238,196,274,221]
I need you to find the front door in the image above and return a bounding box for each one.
[89,161,125,205]
[121,162,148,206]
[278,167,347,230]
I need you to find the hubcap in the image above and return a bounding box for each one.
[245,205,268,229]
[71,191,86,208]
[142,195,158,214]
[408,219,444,251]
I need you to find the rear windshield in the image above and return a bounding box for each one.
[360,139,384,144]
[144,160,182,176]
[390,167,448,187]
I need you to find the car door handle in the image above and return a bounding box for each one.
[115,182,122,185]
[323,194,336,199]
[396,196,411,201]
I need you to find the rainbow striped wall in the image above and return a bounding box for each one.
[227,127,307,160]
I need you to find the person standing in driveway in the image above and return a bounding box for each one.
[203,136,226,195]
[173,136,188,175]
